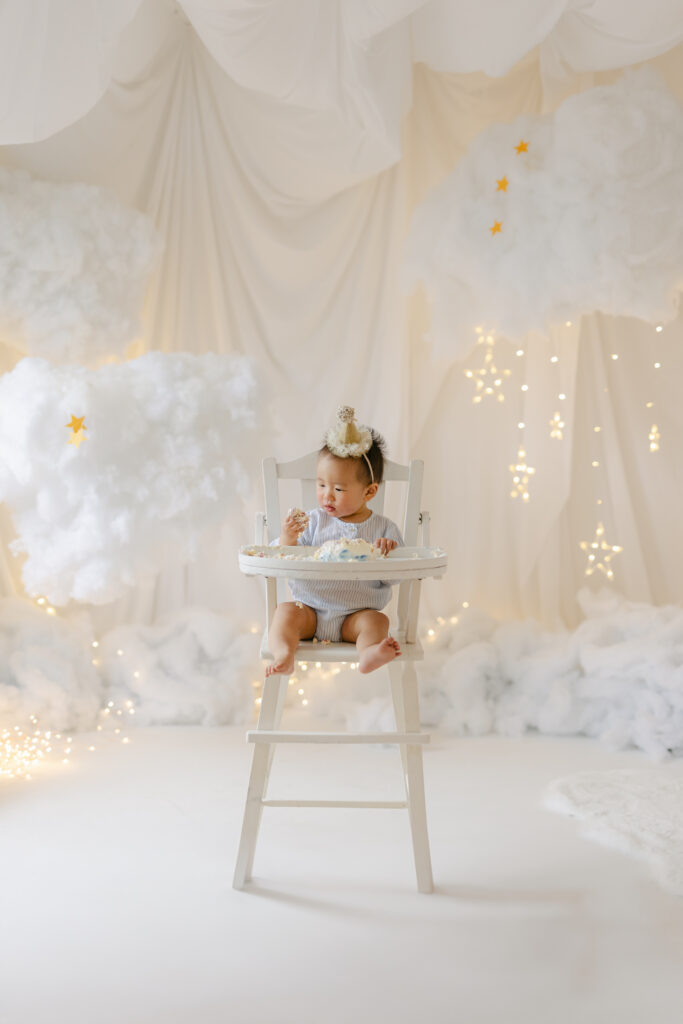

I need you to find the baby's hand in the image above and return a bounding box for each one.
[281,508,308,545]
[375,537,398,557]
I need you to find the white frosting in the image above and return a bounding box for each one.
[313,538,380,562]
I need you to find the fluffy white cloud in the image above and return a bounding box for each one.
[329,587,683,759]
[404,67,683,356]
[0,168,159,365]
[100,607,258,726]
[0,597,101,732]
[0,352,266,604]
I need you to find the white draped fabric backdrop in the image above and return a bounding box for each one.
[1,0,682,634]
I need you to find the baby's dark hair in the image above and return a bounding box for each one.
[319,429,387,486]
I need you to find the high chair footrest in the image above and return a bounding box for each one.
[261,799,408,809]
[246,730,430,745]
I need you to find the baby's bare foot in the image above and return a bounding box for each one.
[359,637,401,674]
[265,654,295,677]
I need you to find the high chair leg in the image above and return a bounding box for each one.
[389,660,434,894]
[389,663,408,780]
[233,672,287,889]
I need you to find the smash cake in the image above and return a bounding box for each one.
[313,538,380,561]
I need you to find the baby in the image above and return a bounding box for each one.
[266,407,403,677]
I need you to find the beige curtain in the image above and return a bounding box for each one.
[1,1,682,631]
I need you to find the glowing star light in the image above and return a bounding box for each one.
[579,521,623,580]
[464,335,511,404]
[549,412,565,440]
[509,445,535,501]
[649,424,660,451]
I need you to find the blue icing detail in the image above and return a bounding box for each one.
[318,544,369,562]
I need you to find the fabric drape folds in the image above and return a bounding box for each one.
[2,0,683,146]
[1,1,682,632]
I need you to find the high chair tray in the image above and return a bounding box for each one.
[238,545,447,581]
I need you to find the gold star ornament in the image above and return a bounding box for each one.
[68,430,88,448]
[490,220,502,236]
[515,140,529,154]
[496,176,508,192]
[66,415,85,433]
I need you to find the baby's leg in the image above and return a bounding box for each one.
[266,602,317,677]
[341,610,401,674]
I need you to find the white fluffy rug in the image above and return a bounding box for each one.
[544,769,683,895]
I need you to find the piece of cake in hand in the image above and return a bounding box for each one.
[287,507,309,530]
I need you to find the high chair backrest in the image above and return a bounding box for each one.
[261,452,423,546]
[259,452,426,644]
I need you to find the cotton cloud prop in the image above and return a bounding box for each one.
[0,168,159,365]
[404,67,683,356]
[0,352,264,605]
[100,607,258,726]
[0,597,101,732]
[313,587,683,759]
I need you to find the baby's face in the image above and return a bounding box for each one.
[316,454,372,520]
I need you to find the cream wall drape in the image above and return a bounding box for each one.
[1,0,682,632]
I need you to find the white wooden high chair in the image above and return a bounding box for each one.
[233,452,446,893]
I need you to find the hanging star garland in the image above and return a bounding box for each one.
[549,412,565,440]
[509,445,535,501]
[579,522,623,580]
[464,336,511,403]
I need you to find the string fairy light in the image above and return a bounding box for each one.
[646,324,663,452]
[1,720,57,779]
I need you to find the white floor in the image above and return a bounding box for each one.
[2,716,683,1024]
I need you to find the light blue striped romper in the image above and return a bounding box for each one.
[285,509,404,642]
